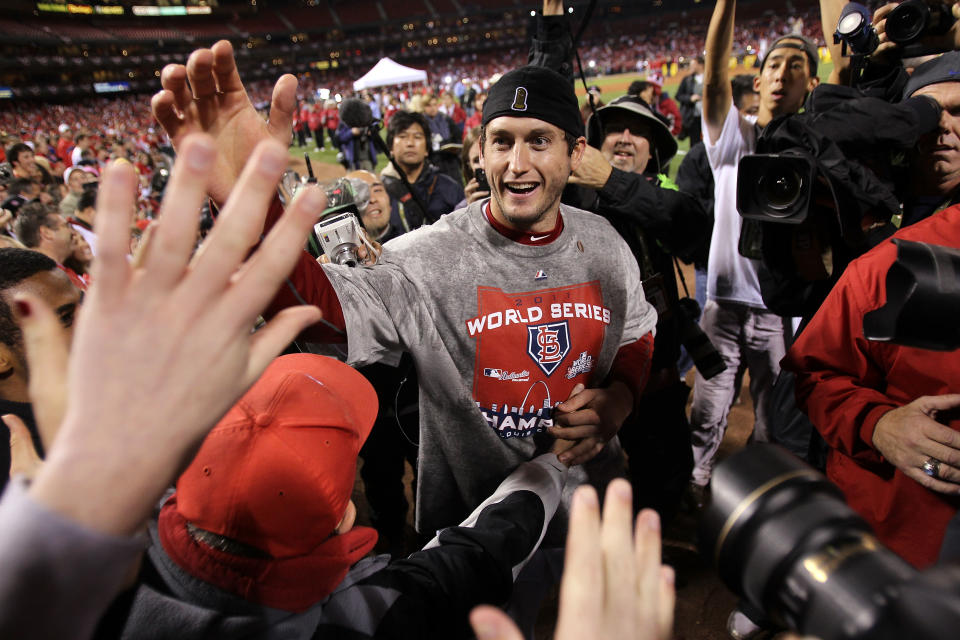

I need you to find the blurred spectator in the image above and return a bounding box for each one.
[381,110,464,228]
[13,202,86,290]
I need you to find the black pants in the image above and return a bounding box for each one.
[358,357,420,548]
[617,379,694,526]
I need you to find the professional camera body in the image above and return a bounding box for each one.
[701,443,960,640]
[835,1,957,58]
[736,81,942,318]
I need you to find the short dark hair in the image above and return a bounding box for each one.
[627,81,653,97]
[7,143,32,166]
[8,177,34,197]
[0,248,57,348]
[731,74,759,110]
[14,201,57,249]
[77,185,98,212]
[386,110,431,151]
[479,125,578,155]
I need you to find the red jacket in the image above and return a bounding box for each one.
[324,107,339,130]
[784,204,960,568]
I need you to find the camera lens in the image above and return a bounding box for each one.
[331,245,358,267]
[886,0,928,44]
[759,163,804,215]
[700,444,916,639]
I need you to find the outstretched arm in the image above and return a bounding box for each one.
[151,40,297,206]
[703,0,736,144]
[821,0,850,85]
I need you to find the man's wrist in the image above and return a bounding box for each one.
[605,380,635,424]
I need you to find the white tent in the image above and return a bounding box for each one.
[353,57,427,91]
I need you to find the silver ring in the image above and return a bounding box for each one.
[922,457,942,479]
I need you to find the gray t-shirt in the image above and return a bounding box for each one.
[323,200,657,534]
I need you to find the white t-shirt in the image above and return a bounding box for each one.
[702,101,767,308]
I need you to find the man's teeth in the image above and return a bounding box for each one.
[506,183,538,193]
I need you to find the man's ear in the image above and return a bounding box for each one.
[0,343,18,379]
[568,136,588,173]
[808,75,820,92]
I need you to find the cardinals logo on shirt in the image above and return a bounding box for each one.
[526,322,571,376]
[468,283,610,439]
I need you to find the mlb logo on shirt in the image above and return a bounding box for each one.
[526,321,571,376]
[534,270,547,281]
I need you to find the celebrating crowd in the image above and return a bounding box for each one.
[3,0,960,639]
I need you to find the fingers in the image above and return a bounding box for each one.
[549,423,599,441]
[210,40,243,94]
[905,466,960,495]
[151,91,183,141]
[160,63,192,115]
[658,566,676,640]
[245,305,323,386]
[186,47,217,100]
[556,486,602,639]
[634,508,664,639]
[915,393,960,416]
[565,382,585,400]
[139,136,215,290]
[11,293,68,449]
[557,385,591,412]
[92,160,137,300]
[5,414,43,481]
[602,480,639,639]
[468,605,525,640]
[558,438,604,467]
[267,74,298,146]
[186,48,221,127]
[220,180,326,325]
[185,140,293,302]
[552,409,601,429]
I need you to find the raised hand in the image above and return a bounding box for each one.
[25,133,326,537]
[468,480,675,640]
[151,40,298,205]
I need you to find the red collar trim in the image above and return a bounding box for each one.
[482,202,563,245]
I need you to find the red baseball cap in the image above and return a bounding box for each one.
[159,353,379,611]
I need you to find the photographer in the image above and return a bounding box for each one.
[782,52,960,570]
[380,110,464,228]
[336,117,377,172]
[689,0,827,502]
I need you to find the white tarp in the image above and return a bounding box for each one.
[353,57,427,91]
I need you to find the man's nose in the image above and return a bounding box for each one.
[509,144,531,174]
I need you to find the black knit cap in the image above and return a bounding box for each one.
[903,51,960,99]
[482,66,585,138]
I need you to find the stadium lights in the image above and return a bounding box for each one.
[568,6,573,13]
